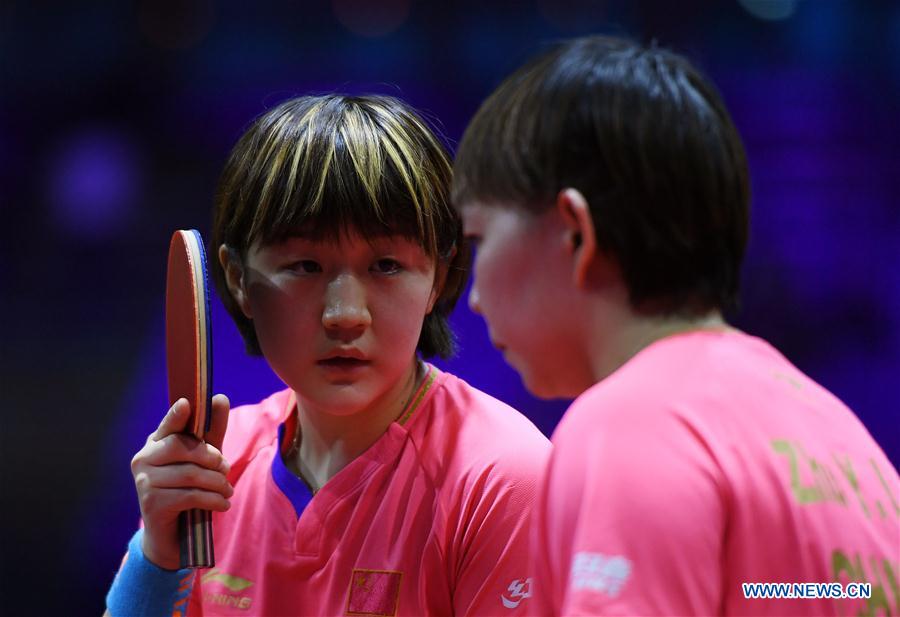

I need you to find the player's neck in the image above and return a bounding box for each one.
[286,359,424,493]
[588,309,730,384]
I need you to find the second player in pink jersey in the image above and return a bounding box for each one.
[106,94,549,616]
[452,35,899,616]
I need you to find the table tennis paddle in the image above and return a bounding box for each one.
[166,229,214,569]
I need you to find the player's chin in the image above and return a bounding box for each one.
[513,358,564,400]
[307,381,380,415]
[520,374,558,400]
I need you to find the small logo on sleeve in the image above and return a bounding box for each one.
[570,552,632,597]
[346,569,403,616]
[501,578,533,609]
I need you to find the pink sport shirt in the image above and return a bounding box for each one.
[187,364,550,616]
[533,329,899,616]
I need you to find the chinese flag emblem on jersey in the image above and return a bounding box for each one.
[346,569,403,616]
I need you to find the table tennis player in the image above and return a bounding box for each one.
[105,94,549,616]
[452,35,899,616]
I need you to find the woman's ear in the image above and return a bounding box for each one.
[218,244,253,319]
[427,245,457,314]
[556,188,598,288]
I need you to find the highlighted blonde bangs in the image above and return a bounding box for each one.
[215,95,454,257]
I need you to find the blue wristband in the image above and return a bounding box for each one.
[106,529,195,617]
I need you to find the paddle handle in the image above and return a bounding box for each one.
[179,508,214,568]
[177,400,214,568]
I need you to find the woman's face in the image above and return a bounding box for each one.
[235,231,439,416]
[461,201,594,398]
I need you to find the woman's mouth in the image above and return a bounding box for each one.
[318,357,371,369]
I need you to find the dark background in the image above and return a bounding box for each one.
[3,1,898,614]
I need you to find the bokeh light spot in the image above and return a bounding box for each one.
[138,0,215,51]
[332,0,410,38]
[48,128,141,240]
[738,0,798,22]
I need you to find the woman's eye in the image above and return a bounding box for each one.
[372,258,401,274]
[289,260,322,274]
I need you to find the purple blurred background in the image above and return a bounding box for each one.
[3,1,898,613]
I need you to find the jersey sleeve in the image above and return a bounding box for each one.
[447,445,549,616]
[545,401,728,616]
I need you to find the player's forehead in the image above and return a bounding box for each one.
[458,200,485,223]
[459,200,534,234]
[459,200,497,229]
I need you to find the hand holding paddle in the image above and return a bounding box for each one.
[128,229,229,570]
[131,395,231,570]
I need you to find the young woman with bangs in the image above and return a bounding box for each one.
[105,94,549,616]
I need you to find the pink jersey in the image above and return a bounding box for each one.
[533,329,899,616]
[187,364,550,615]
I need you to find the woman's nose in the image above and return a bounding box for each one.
[322,273,372,331]
[468,284,482,315]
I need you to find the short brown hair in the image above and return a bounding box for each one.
[453,36,750,316]
[213,94,469,357]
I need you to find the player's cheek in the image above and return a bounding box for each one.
[479,253,511,313]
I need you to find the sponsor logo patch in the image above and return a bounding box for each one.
[201,568,254,610]
[570,552,632,597]
[501,577,533,609]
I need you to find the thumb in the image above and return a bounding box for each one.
[206,393,230,450]
[151,398,191,441]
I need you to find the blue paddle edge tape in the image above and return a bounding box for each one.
[189,229,213,435]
